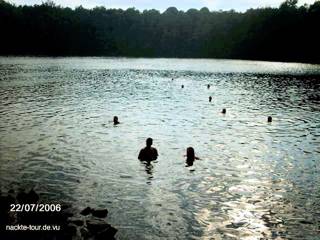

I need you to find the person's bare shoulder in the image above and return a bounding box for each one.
[153,147,158,155]
[138,148,145,159]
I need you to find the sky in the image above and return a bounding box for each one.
[6,0,318,12]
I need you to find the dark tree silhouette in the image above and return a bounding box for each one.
[0,0,319,63]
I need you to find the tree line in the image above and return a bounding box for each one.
[0,0,319,63]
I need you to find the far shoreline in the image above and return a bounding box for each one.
[1,55,320,65]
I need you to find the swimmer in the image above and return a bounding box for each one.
[221,108,226,114]
[138,138,158,161]
[268,116,272,122]
[113,116,120,125]
[185,147,199,167]
[209,96,212,102]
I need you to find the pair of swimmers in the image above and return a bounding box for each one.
[182,84,210,89]
[138,138,199,167]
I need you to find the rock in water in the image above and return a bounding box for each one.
[80,207,92,216]
[1,189,118,239]
[86,219,111,233]
[66,223,78,236]
[27,189,39,203]
[68,217,84,226]
[96,226,118,240]
[80,227,90,239]
[92,209,108,218]
[16,191,28,203]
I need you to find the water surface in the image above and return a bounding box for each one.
[0,57,319,239]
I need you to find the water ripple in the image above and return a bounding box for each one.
[1,57,320,239]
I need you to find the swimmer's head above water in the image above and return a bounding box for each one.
[113,116,120,125]
[146,137,153,148]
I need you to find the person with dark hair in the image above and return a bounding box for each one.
[185,147,199,167]
[209,96,212,102]
[113,116,120,125]
[138,138,158,161]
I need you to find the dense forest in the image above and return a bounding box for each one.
[0,0,319,63]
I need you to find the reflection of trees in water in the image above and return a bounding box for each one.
[233,74,320,106]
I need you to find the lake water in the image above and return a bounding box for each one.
[0,57,319,239]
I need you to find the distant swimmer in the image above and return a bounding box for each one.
[185,147,199,167]
[181,85,184,88]
[221,108,226,114]
[207,84,210,89]
[138,138,158,161]
[209,96,212,102]
[113,116,120,125]
[268,116,272,122]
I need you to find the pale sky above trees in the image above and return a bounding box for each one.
[7,0,317,11]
